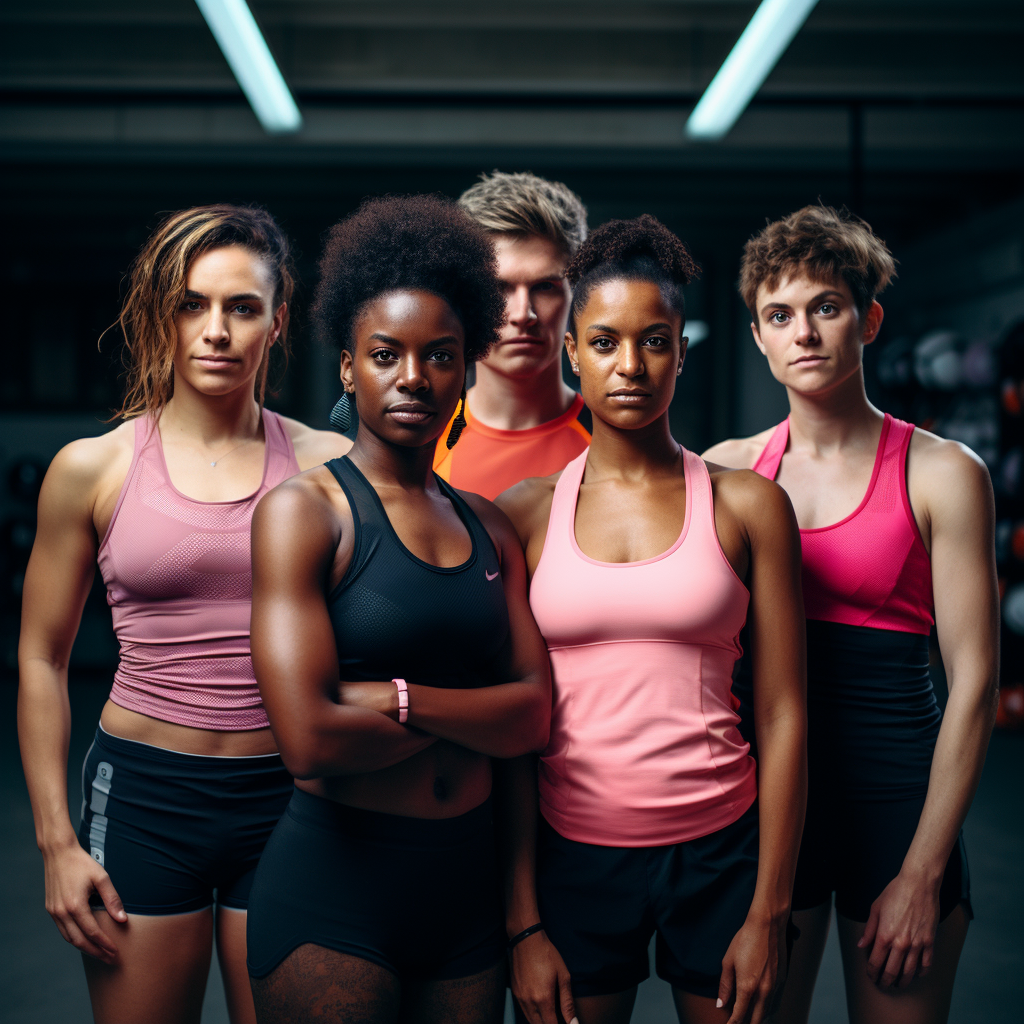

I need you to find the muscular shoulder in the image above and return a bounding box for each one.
[458,486,530,557]
[42,421,135,510]
[908,427,993,521]
[706,461,792,520]
[492,472,560,548]
[279,415,352,470]
[702,426,776,471]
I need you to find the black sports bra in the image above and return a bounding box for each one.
[326,457,510,689]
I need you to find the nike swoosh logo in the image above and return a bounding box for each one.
[485,569,500,581]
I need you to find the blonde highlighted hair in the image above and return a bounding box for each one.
[111,204,295,419]
[740,205,896,322]
[458,170,588,258]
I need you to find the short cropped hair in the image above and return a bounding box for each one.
[311,195,504,364]
[565,214,700,337]
[458,171,588,258]
[740,205,896,322]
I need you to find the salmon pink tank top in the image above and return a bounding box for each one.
[529,447,756,847]
[98,411,300,730]
[752,414,934,635]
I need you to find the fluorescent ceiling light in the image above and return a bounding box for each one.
[195,0,302,134]
[685,0,820,140]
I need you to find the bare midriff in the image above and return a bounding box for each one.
[99,700,278,757]
[301,741,492,820]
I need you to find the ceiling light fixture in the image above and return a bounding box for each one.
[685,0,820,140]
[195,0,302,134]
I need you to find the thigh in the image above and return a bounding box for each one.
[252,944,401,1024]
[217,906,257,1024]
[837,904,969,1024]
[773,902,832,1024]
[83,908,214,1024]
[401,961,506,1024]
[574,989,639,1024]
[672,989,729,1024]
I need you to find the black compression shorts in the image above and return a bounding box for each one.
[246,788,506,981]
[78,727,292,915]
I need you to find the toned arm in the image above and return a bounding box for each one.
[713,469,807,1024]
[860,438,998,986]
[249,475,438,780]
[17,433,133,960]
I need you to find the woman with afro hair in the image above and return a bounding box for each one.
[496,215,807,1024]
[245,195,553,1023]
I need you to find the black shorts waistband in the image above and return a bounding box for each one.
[92,726,285,773]
[286,787,493,845]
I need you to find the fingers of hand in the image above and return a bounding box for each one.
[717,958,736,1009]
[857,904,880,949]
[880,942,909,989]
[557,967,577,1024]
[726,981,755,1024]
[95,876,128,923]
[61,913,115,963]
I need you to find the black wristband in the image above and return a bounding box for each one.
[508,923,545,951]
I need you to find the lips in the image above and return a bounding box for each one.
[387,403,436,424]
[608,389,651,399]
[193,356,239,368]
[792,355,827,365]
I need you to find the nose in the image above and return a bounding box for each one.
[616,339,644,378]
[506,285,537,328]
[202,304,230,345]
[793,312,820,346]
[396,353,429,393]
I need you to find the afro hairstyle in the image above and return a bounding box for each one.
[311,195,505,363]
[565,214,700,336]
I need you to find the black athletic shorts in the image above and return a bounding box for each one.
[78,727,293,915]
[246,787,506,981]
[792,792,972,923]
[535,802,759,999]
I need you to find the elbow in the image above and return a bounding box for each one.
[496,695,550,759]
[274,725,330,780]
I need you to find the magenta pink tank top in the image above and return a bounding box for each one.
[752,414,933,634]
[529,447,756,847]
[98,411,301,730]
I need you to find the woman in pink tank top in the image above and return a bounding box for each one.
[496,216,807,1024]
[705,206,998,1024]
[18,205,351,1024]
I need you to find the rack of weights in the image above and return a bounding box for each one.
[995,320,1024,728]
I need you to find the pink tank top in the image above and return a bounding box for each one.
[752,414,933,634]
[98,411,301,730]
[529,447,756,847]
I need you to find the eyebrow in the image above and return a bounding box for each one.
[184,290,263,302]
[367,332,461,346]
[585,322,672,334]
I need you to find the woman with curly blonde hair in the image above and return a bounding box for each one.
[18,204,350,1024]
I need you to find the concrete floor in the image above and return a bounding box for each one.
[4,679,1021,1023]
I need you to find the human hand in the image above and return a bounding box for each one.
[718,913,786,1024]
[858,870,940,989]
[510,930,578,1024]
[43,838,127,964]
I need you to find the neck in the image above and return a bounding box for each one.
[159,378,263,445]
[585,411,680,481]
[469,359,576,430]
[348,426,440,491]
[785,367,883,453]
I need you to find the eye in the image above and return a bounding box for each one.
[643,335,669,348]
[533,281,555,293]
[429,350,455,362]
[590,336,615,351]
[180,300,203,312]
[231,303,254,315]
[768,311,789,325]
[370,348,398,363]
[818,303,837,315]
